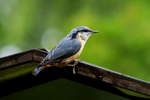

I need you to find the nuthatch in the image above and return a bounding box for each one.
[32,26,98,76]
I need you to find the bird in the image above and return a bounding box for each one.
[32,26,98,76]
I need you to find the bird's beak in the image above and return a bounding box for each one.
[91,30,99,34]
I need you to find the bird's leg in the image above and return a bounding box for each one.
[67,59,79,74]
[67,59,79,66]
[73,65,76,74]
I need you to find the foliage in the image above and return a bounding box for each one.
[0,0,150,100]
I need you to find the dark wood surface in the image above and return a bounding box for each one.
[0,49,150,99]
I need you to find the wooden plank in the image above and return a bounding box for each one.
[0,48,149,99]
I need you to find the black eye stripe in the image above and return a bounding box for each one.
[83,30,89,32]
[78,29,90,32]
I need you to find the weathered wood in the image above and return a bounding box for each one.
[74,61,150,96]
[0,48,150,99]
[0,49,46,70]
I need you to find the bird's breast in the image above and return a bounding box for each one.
[77,38,86,56]
[62,38,86,64]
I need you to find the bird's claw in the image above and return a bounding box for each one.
[73,67,76,74]
[67,60,79,74]
[67,59,79,66]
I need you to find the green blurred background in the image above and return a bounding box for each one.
[0,0,150,100]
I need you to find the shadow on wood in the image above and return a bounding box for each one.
[0,49,150,99]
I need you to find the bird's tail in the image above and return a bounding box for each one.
[32,66,45,76]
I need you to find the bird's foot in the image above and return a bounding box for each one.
[67,59,79,74]
[73,66,76,74]
[67,59,79,67]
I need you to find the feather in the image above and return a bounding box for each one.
[41,38,81,66]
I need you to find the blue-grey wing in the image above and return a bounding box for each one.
[41,39,81,65]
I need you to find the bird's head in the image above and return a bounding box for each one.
[68,26,98,41]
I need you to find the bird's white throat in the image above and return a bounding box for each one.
[78,32,91,42]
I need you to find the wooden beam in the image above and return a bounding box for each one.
[0,49,150,99]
